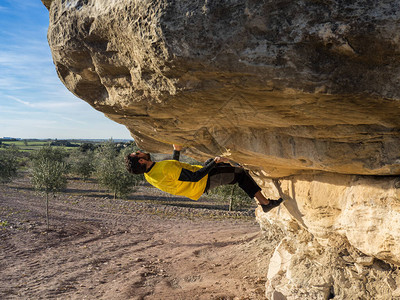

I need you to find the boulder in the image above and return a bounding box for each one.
[42,0,400,298]
[43,0,400,177]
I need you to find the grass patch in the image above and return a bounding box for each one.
[0,220,9,227]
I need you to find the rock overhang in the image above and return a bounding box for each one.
[42,0,400,177]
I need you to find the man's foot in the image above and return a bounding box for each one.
[260,198,283,213]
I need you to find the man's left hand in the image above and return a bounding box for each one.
[173,144,183,151]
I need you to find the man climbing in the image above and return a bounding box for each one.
[125,145,283,213]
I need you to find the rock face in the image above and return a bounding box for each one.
[43,0,400,298]
[257,175,400,299]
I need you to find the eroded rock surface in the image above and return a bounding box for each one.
[257,174,400,299]
[42,0,400,299]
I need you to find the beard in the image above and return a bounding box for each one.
[135,162,148,174]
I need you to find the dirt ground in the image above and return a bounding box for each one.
[0,175,276,300]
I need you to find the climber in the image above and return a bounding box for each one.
[125,145,283,213]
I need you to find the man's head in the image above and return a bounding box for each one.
[125,151,152,174]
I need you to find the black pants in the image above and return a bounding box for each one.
[205,164,261,198]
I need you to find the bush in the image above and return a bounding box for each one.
[30,146,68,230]
[68,149,95,180]
[95,141,143,199]
[0,146,19,184]
[79,142,97,152]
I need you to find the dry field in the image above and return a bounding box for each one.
[0,175,277,299]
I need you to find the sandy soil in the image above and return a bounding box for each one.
[0,176,275,300]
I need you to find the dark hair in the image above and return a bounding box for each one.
[125,155,146,174]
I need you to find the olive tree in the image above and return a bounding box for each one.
[68,149,95,181]
[0,147,19,184]
[95,141,143,199]
[210,183,252,211]
[30,146,68,230]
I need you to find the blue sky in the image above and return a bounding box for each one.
[0,0,132,139]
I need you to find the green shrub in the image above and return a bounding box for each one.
[0,220,9,227]
[68,149,95,180]
[0,146,19,184]
[95,141,143,199]
[30,146,68,230]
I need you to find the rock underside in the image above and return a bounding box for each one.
[43,1,400,299]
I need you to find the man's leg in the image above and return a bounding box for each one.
[207,166,282,211]
[254,190,270,205]
[230,168,265,203]
[229,167,283,212]
[206,166,236,195]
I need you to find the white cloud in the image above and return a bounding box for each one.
[4,95,87,113]
[6,95,35,107]
[59,116,87,125]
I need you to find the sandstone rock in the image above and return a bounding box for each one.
[260,222,398,300]
[41,1,400,299]
[41,0,52,10]
[267,239,292,281]
[393,287,400,297]
[356,256,374,266]
[43,0,400,177]
[258,174,400,265]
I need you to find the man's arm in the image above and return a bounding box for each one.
[178,157,228,182]
[173,144,182,161]
[173,150,181,161]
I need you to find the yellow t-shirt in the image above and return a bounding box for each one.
[144,160,208,200]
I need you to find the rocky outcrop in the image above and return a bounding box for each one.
[42,0,400,298]
[43,0,400,177]
[257,174,400,299]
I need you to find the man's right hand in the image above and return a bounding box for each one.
[214,156,229,164]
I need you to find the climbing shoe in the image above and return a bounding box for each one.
[260,198,283,213]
